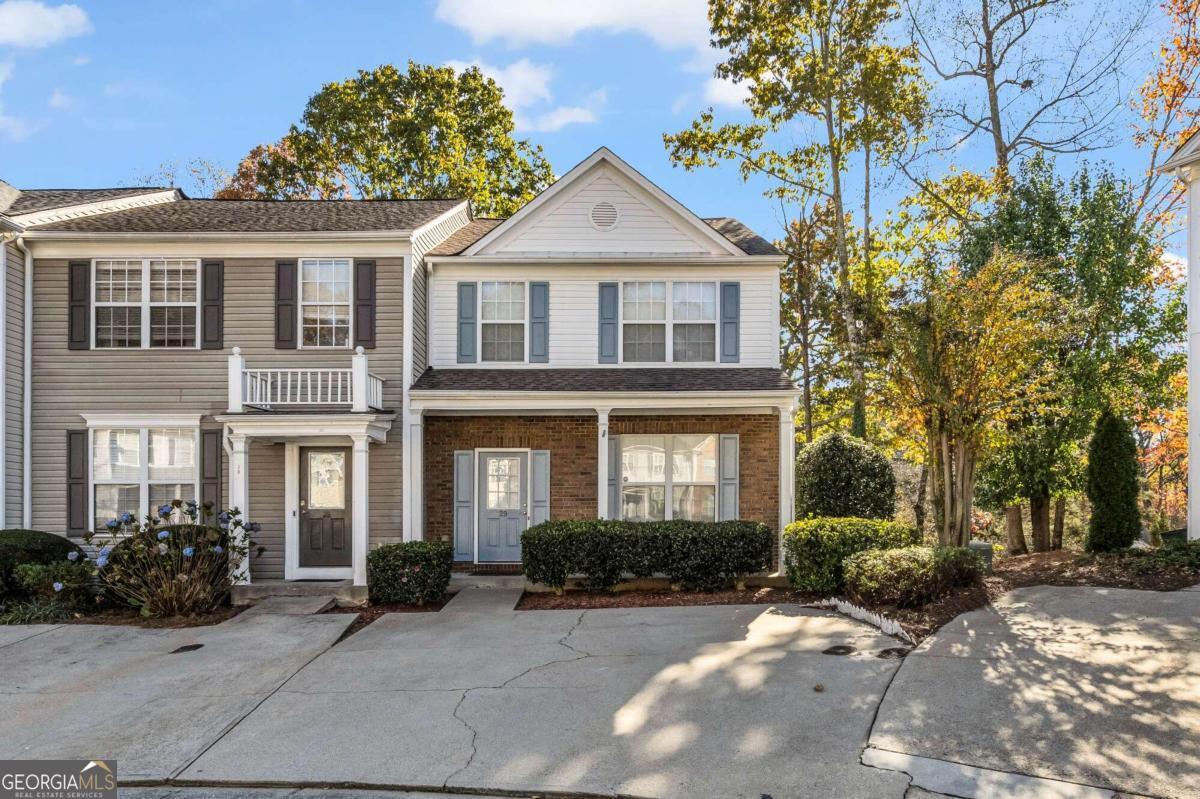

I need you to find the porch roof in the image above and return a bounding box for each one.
[410,367,797,393]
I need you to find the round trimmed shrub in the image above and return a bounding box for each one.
[367,541,452,605]
[782,517,919,592]
[795,432,896,520]
[843,545,982,607]
[1085,411,1141,552]
[0,530,83,599]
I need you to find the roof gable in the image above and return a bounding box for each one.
[465,148,744,258]
[1160,128,1200,172]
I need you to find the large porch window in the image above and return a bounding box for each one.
[92,427,198,528]
[620,434,718,522]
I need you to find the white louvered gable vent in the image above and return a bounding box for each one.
[589,200,619,231]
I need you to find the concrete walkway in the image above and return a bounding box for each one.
[868,585,1200,799]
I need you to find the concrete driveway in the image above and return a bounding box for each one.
[178,589,911,799]
[868,584,1200,799]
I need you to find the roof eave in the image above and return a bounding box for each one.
[21,229,416,241]
[424,254,785,267]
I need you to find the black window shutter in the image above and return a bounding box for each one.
[67,261,90,350]
[66,430,88,535]
[353,259,376,349]
[200,429,223,513]
[275,260,298,349]
[201,260,224,350]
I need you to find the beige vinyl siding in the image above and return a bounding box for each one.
[4,241,23,527]
[30,257,405,566]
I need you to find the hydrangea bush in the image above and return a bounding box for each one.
[86,500,262,617]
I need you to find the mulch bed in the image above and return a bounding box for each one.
[326,592,455,640]
[516,586,819,610]
[993,549,1199,591]
[65,604,245,628]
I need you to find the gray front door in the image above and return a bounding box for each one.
[299,447,352,568]
[477,451,527,562]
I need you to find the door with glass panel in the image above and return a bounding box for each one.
[299,447,352,568]
[477,451,527,562]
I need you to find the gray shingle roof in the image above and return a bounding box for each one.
[28,198,465,233]
[425,215,781,256]
[411,367,796,393]
[5,187,171,215]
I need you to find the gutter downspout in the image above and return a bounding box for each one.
[15,236,30,529]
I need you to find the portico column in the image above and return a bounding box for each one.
[227,432,250,584]
[351,433,370,585]
[596,407,611,519]
[1187,171,1200,539]
[779,404,796,547]
[404,410,423,542]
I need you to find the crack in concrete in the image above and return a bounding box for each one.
[445,688,479,788]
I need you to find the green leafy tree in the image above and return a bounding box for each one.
[1086,411,1141,551]
[225,61,555,216]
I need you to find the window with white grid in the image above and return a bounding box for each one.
[620,281,717,363]
[481,281,526,362]
[93,259,198,348]
[92,427,197,529]
[300,259,352,347]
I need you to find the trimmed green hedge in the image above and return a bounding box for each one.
[367,541,452,605]
[843,546,983,608]
[0,530,83,599]
[795,432,896,520]
[522,519,773,592]
[782,517,919,592]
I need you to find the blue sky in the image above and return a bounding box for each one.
[0,0,1175,250]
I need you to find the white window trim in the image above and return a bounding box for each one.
[298,257,354,350]
[478,280,529,364]
[618,280,717,365]
[619,433,719,522]
[91,258,201,350]
[86,421,201,531]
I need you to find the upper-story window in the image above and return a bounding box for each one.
[93,259,199,348]
[481,281,525,362]
[621,281,716,363]
[300,258,352,347]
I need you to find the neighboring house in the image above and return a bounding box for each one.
[0,148,797,594]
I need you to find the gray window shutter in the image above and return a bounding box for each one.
[598,282,618,363]
[607,435,621,519]
[457,282,477,363]
[275,260,298,349]
[201,260,224,350]
[353,259,376,349]
[720,282,740,363]
[530,450,551,525]
[200,429,223,512]
[452,450,474,561]
[529,281,549,363]
[67,261,90,350]
[66,430,88,534]
[719,434,740,520]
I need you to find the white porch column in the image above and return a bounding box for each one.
[778,404,796,535]
[403,410,423,542]
[227,347,245,413]
[596,407,611,519]
[1188,173,1200,539]
[351,433,370,585]
[227,432,250,584]
[351,346,369,413]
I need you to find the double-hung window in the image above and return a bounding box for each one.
[620,281,717,363]
[92,427,198,529]
[481,281,526,362]
[300,258,352,347]
[94,259,199,348]
[620,434,718,522]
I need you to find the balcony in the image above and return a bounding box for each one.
[227,346,385,413]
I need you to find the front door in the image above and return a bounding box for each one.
[477,451,527,562]
[299,447,352,568]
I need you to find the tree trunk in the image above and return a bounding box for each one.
[980,0,1009,179]
[1029,494,1051,552]
[914,463,928,534]
[1052,497,1066,550]
[1005,504,1028,556]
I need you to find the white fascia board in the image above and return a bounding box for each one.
[426,254,785,268]
[22,229,415,241]
[11,190,181,227]
[82,412,203,428]
[213,412,394,442]
[0,217,21,233]
[409,200,471,243]
[1159,129,1200,173]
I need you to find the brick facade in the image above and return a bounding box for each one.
[422,412,781,550]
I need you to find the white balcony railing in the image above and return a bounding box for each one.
[227,346,385,413]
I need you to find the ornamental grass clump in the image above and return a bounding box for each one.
[86,501,262,617]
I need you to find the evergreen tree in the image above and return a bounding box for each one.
[1085,411,1141,552]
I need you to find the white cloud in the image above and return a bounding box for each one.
[0,103,33,140]
[435,0,710,52]
[48,87,70,109]
[445,57,553,109]
[71,53,89,66]
[0,1,91,48]
[0,61,12,90]
[516,89,606,133]
[703,76,749,108]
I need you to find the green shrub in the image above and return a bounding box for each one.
[795,433,896,520]
[521,519,773,593]
[1086,411,1141,552]
[0,597,75,625]
[367,541,452,605]
[0,530,83,599]
[843,546,983,607]
[782,517,919,592]
[13,560,94,606]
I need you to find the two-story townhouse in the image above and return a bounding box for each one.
[0,148,797,599]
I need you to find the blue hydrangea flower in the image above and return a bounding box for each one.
[212,545,224,554]
[95,556,108,569]
[52,582,63,592]
[119,511,134,524]
[218,511,231,523]
[66,551,79,562]
[105,519,120,530]
[182,546,194,557]
[246,522,261,533]
[157,504,173,519]
[157,530,170,540]
[99,546,112,557]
